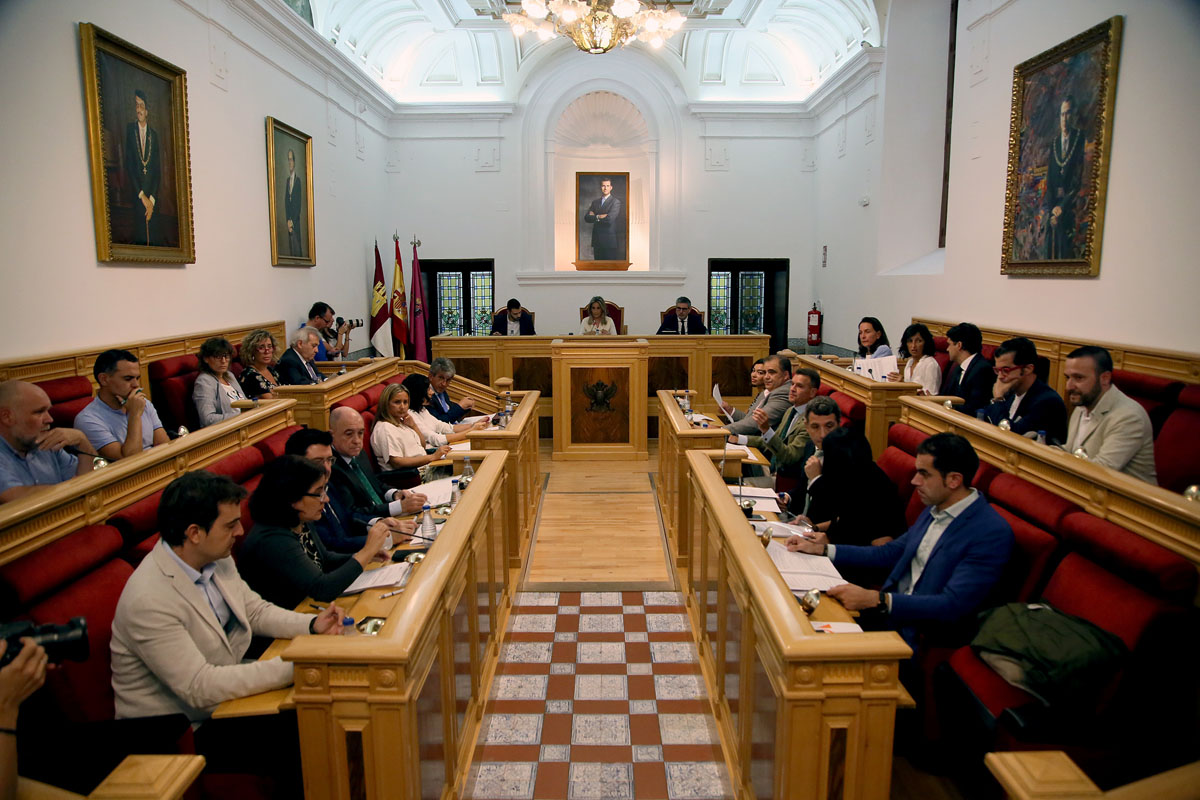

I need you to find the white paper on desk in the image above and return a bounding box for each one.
[461,415,490,425]
[811,621,862,634]
[725,443,751,456]
[765,541,845,592]
[449,441,471,451]
[712,384,734,423]
[736,485,779,499]
[852,355,899,382]
[689,413,715,423]
[342,562,411,594]
[728,486,780,513]
[410,477,454,507]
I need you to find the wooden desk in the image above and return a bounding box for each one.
[551,338,649,460]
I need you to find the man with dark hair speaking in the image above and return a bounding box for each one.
[786,433,1012,651]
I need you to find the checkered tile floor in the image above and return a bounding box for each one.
[464,591,733,800]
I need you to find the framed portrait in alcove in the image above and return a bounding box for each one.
[79,23,195,263]
[574,172,630,270]
[266,117,316,267]
[1001,16,1122,277]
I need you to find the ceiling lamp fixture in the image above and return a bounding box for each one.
[504,0,684,54]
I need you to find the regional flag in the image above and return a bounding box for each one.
[391,238,409,359]
[369,242,392,357]
[409,243,429,363]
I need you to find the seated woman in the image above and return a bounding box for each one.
[239,455,390,609]
[370,384,452,477]
[889,322,941,395]
[193,337,247,427]
[579,296,617,336]
[401,374,488,447]
[856,317,893,359]
[239,328,282,399]
[793,427,905,547]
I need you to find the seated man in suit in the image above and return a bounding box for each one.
[787,433,1013,651]
[327,407,427,527]
[982,336,1067,444]
[722,354,792,437]
[778,395,841,517]
[1063,345,1156,484]
[656,296,708,335]
[940,322,993,417]
[74,349,170,462]
[110,471,346,787]
[0,380,96,503]
[427,357,475,423]
[276,326,326,385]
[285,427,416,553]
[490,298,536,336]
[737,368,820,489]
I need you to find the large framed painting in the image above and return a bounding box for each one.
[80,23,195,263]
[1001,17,1123,277]
[574,172,630,270]
[266,117,316,267]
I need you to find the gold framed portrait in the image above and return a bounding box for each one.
[266,117,316,267]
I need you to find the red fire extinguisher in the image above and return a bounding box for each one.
[807,303,823,346]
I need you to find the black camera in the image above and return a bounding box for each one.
[336,317,364,331]
[0,617,89,667]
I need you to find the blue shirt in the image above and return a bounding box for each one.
[74,396,164,453]
[159,540,234,632]
[0,435,78,495]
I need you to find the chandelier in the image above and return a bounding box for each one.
[504,0,685,55]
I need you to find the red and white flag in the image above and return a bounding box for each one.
[391,237,409,359]
[409,243,429,363]
[368,242,392,357]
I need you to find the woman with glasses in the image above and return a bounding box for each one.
[238,329,282,400]
[239,455,391,608]
[193,337,248,427]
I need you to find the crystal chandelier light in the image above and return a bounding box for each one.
[504,0,685,55]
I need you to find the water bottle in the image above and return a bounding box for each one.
[461,456,474,480]
[341,616,358,636]
[451,478,461,510]
[421,504,437,541]
[976,409,987,421]
[701,421,709,429]
[504,391,515,417]
[1036,430,1047,446]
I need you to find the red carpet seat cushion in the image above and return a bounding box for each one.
[148,355,201,433]
[1058,511,1197,605]
[37,376,95,428]
[1154,385,1200,493]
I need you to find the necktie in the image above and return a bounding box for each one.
[349,458,384,506]
[196,573,233,633]
[782,410,797,439]
[298,526,323,569]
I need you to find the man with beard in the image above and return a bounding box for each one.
[1062,346,1156,484]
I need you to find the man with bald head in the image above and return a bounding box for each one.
[327,407,425,526]
[0,381,98,503]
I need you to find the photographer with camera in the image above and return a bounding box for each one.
[303,302,358,361]
[0,638,47,800]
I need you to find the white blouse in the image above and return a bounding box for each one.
[904,355,943,395]
[578,317,616,336]
[370,419,425,471]
[413,408,456,447]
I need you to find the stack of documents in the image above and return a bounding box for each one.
[343,562,412,594]
[727,485,781,513]
[419,477,455,507]
[764,541,846,592]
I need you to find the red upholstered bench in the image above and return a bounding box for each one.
[1155,385,1200,493]
[829,390,864,429]
[148,354,201,433]
[1058,511,1197,606]
[36,376,95,428]
[1113,369,1184,438]
[108,490,163,563]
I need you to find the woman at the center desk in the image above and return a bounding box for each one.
[238,456,392,609]
[371,384,452,479]
[579,295,617,336]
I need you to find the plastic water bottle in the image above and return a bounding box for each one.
[701,422,709,429]
[1036,430,1047,446]
[504,391,515,416]
[421,504,437,541]
[341,616,357,636]
[461,456,474,480]
[451,478,461,510]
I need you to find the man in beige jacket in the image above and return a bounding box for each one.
[1063,346,1157,484]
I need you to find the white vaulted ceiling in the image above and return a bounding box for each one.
[310,0,883,103]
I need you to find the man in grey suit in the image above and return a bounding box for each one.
[1062,346,1157,484]
[744,368,820,481]
[722,354,793,437]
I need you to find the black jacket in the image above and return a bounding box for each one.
[983,378,1068,444]
[276,346,323,386]
[941,353,994,417]
[803,462,906,547]
[490,310,536,336]
[237,523,359,609]
[656,312,708,335]
[329,450,391,526]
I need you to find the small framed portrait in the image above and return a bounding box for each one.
[1001,17,1123,277]
[79,23,195,263]
[266,117,316,267]
[575,172,630,269]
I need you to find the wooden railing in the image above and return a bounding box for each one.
[279,450,513,800]
[683,449,911,800]
[0,320,289,398]
[656,391,737,571]
[914,317,1200,397]
[898,397,1200,570]
[0,400,298,566]
[18,755,205,799]
[986,752,1200,800]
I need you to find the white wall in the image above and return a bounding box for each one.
[0,0,392,357]
[814,0,1200,352]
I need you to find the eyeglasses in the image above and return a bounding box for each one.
[304,488,329,499]
[209,353,231,361]
[993,365,1024,376]
[255,343,275,351]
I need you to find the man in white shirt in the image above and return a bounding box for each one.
[1062,346,1156,484]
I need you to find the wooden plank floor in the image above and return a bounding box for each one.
[524,444,673,590]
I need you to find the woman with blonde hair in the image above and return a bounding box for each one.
[578,295,616,336]
[370,384,451,477]
[238,328,282,399]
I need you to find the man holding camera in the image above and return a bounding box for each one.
[303,301,353,361]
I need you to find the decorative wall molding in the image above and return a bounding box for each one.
[516,271,688,286]
[705,140,730,171]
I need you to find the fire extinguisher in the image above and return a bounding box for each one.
[807,303,823,346]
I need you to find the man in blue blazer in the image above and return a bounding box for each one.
[982,337,1067,444]
[427,357,475,423]
[787,432,1013,651]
